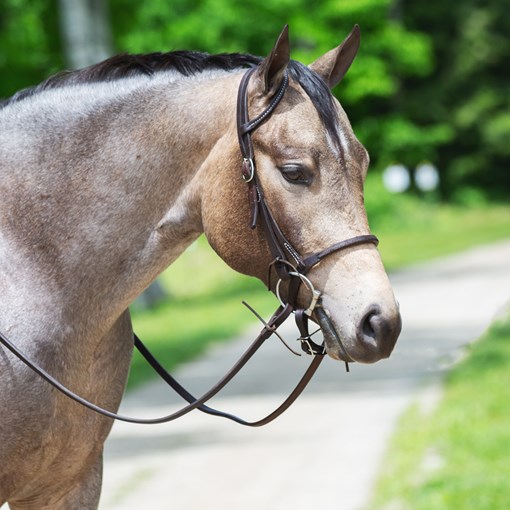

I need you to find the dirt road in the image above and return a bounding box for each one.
[101,240,510,510]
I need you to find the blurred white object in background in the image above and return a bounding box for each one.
[382,163,410,193]
[415,162,440,192]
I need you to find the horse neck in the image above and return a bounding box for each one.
[1,71,242,340]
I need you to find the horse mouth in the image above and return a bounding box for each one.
[314,300,401,364]
[314,306,354,363]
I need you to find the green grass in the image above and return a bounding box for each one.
[375,203,510,270]
[364,174,510,270]
[368,314,510,510]
[129,197,510,389]
[128,237,278,388]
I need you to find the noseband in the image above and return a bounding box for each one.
[0,67,378,426]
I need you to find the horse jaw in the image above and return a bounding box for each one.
[311,246,401,364]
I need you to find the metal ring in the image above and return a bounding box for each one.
[275,278,286,308]
[242,158,255,183]
[275,271,321,316]
[275,271,314,306]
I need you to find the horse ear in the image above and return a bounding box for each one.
[256,25,290,96]
[309,25,361,89]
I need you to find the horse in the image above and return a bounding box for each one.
[0,25,401,509]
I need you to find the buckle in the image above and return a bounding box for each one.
[241,158,255,183]
[299,336,325,356]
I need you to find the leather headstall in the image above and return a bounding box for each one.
[235,67,379,356]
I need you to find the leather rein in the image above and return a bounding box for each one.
[0,67,378,426]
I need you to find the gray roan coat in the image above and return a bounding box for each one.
[0,27,401,509]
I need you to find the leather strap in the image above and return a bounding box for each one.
[295,309,324,355]
[235,67,379,371]
[235,70,378,284]
[0,303,324,425]
[301,234,379,273]
[237,68,289,159]
[134,329,324,427]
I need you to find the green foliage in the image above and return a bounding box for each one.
[370,314,510,510]
[109,0,509,197]
[403,0,510,198]
[0,0,62,98]
[1,1,508,199]
[110,0,438,184]
[112,0,453,189]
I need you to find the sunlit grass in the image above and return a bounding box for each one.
[368,315,510,510]
[376,203,510,270]
[364,173,510,270]
[128,237,277,388]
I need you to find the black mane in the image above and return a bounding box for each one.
[1,50,340,146]
[1,51,261,107]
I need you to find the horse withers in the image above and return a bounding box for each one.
[0,26,401,509]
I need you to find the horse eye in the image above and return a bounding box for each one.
[280,165,310,185]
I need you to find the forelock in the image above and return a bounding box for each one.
[287,61,342,155]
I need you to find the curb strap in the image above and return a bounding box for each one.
[295,309,325,355]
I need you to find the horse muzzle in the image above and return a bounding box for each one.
[315,302,402,364]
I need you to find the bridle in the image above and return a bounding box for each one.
[0,66,378,426]
[236,67,378,357]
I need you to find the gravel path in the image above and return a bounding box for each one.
[101,240,510,510]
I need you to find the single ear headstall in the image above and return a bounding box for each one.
[235,67,379,358]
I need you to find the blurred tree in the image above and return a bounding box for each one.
[0,0,113,97]
[1,0,507,199]
[109,0,441,189]
[0,0,62,98]
[403,0,510,199]
[58,0,113,68]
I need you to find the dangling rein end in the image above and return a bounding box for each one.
[242,300,302,356]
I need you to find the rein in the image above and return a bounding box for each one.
[0,67,378,426]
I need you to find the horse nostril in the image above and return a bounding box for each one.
[358,306,380,349]
[362,310,377,339]
[357,305,400,360]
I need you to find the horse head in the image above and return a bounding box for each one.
[201,26,401,364]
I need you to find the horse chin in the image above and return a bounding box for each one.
[314,306,355,364]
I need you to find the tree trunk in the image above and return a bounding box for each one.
[58,0,113,68]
